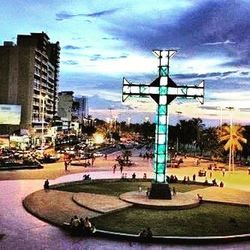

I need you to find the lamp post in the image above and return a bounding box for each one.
[127,117,131,127]
[176,111,182,153]
[218,106,223,136]
[226,107,234,172]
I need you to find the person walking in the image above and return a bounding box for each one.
[172,187,176,196]
[120,164,123,173]
[113,164,116,174]
[193,174,196,182]
[64,160,68,171]
[91,156,95,167]
[222,168,225,177]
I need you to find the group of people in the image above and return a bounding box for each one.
[211,178,224,187]
[182,176,191,183]
[139,152,153,160]
[167,175,178,183]
[112,163,126,174]
[83,174,91,180]
[69,215,95,235]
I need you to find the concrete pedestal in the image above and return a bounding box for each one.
[149,183,172,200]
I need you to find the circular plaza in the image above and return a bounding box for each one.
[19,151,250,245]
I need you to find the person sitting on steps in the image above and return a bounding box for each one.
[83,217,96,235]
[44,179,49,190]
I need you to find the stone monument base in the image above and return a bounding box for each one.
[149,183,172,200]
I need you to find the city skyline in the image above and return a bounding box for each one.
[1,0,250,125]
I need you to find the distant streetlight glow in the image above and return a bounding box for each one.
[93,133,104,144]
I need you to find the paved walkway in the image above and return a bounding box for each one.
[23,190,100,226]
[120,191,199,209]
[1,149,250,249]
[188,187,250,206]
[73,193,132,213]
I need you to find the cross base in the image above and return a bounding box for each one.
[149,183,172,200]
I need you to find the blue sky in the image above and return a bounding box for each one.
[1,0,250,125]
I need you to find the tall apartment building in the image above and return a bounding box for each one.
[0,32,60,136]
[73,96,89,121]
[58,92,90,133]
[58,91,74,132]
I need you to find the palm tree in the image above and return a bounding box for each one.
[220,124,247,171]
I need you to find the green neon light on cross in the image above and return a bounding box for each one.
[122,50,205,183]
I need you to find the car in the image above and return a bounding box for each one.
[198,170,206,177]
[93,151,103,157]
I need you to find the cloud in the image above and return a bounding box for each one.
[102,37,119,41]
[62,60,79,65]
[173,70,238,80]
[56,11,77,21]
[106,0,250,66]
[199,106,219,111]
[203,40,236,46]
[221,58,250,67]
[63,45,81,50]
[89,54,128,61]
[59,72,122,93]
[56,8,120,21]
[88,94,123,109]
[84,8,120,17]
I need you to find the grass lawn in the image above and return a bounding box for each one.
[54,180,207,196]
[52,180,250,236]
[91,204,250,236]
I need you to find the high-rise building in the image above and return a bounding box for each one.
[73,96,89,121]
[58,92,89,133]
[58,91,74,132]
[0,32,60,136]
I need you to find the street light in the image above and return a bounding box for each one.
[127,117,131,127]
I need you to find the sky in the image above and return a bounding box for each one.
[1,0,250,126]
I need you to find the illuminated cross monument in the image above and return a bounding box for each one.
[122,50,204,199]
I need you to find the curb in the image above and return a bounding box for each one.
[94,229,250,244]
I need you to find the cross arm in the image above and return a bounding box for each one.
[168,80,205,104]
[122,77,158,102]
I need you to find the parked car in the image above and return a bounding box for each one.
[93,151,103,157]
[198,169,206,177]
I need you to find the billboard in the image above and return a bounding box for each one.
[0,105,21,125]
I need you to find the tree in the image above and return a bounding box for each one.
[190,118,205,154]
[241,125,250,160]
[220,124,247,171]
[198,127,221,157]
[177,118,205,153]
[140,121,155,139]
